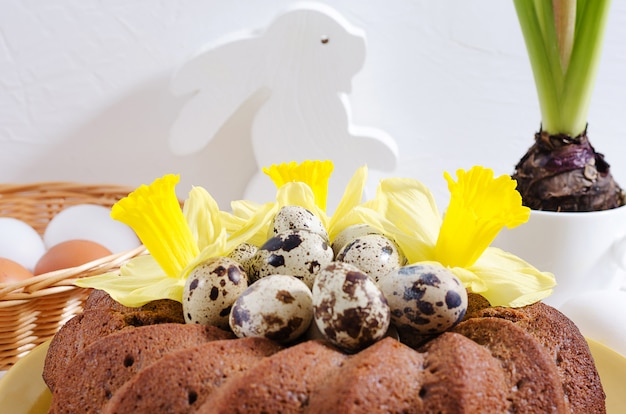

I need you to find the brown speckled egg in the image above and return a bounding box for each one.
[379,263,467,335]
[312,261,390,352]
[229,274,313,343]
[227,242,258,275]
[269,205,328,240]
[336,234,406,283]
[249,229,333,288]
[331,224,381,257]
[183,256,248,329]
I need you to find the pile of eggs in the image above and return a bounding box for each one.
[0,204,141,284]
[183,205,468,352]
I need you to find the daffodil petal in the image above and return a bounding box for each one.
[111,174,198,277]
[229,199,262,221]
[345,177,441,263]
[328,165,367,240]
[183,237,230,277]
[447,265,486,293]
[460,247,556,307]
[376,178,442,238]
[183,186,222,251]
[343,205,433,264]
[276,182,317,209]
[75,255,185,307]
[221,206,253,239]
[228,202,278,247]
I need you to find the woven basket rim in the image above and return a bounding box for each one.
[0,181,144,370]
[0,181,136,191]
[0,245,146,300]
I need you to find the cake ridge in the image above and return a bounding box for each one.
[102,336,283,414]
[47,323,234,414]
[43,290,606,413]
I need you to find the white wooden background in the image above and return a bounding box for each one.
[1,0,625,210]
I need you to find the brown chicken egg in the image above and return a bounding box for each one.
[34,239,113,275]
[0,257,34,283]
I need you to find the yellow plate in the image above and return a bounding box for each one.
[0,338,624,413]
[0,340,51,414]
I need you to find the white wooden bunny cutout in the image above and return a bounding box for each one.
[170,2,397,208]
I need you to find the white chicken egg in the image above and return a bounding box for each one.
[312,261,390,352]
[336,234,405,283]
[229,274,313,343]
[0,217,46,272]
[43,204,141,253]
[183,256,249,329]
[249,229,333,288]
[379,263,467,335]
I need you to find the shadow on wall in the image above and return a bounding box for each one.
[16,4,399,211]
[18,74,261,208]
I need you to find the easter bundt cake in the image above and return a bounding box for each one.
[43,164,606,413]
[43,289,605,413]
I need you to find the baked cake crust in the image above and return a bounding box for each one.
[103,337,283,413]
[43,290,606,413]
[47,323,234,414]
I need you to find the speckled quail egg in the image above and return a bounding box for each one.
[269,205,328,240]
[304,313,400,342]
[378,263,468,335]
[331,224,381,257]
[183,256,249,329]
[336,234,406,283]
[227,242,258,275]
[249,229,333,288]
[229,274,313,343]
[312,261,390,352]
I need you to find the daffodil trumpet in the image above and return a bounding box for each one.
[75,174,246,307]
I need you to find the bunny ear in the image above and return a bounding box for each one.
[169,34,269,156]
[169,84,270,156]
[170,31,259,96]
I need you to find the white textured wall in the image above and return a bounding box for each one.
[1,0,625,209]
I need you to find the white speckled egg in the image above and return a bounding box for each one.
[229,274,313,343]
[304,315,400,342]
[331,224,381,257]
[227,242,258,274]
[312,261,390,352]
[379,263,468,335]
[183,256,249,329]
[336,234,406,283]
[249,229,333,288]
[269,205,328,240]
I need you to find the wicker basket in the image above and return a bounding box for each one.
[0,182,146,371]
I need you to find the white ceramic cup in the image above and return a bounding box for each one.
[493,205,626,308]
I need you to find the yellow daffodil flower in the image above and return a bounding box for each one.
[435,167,531,268]
[76,162,551,310]
[75,161,367,307]
[226,160,368,245]
[75,174,243,307]
[262,160,334,211]
[346,166,555,307]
